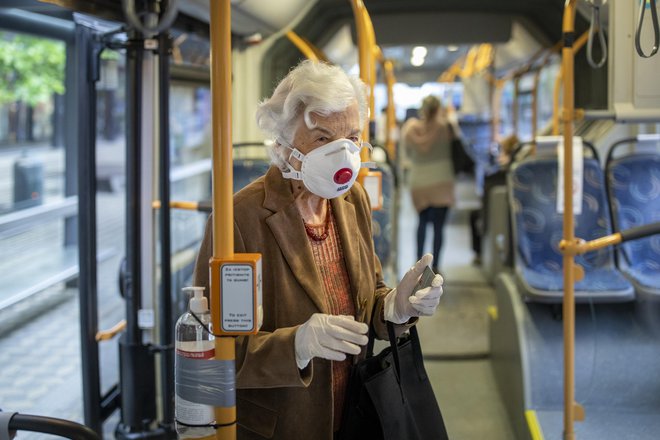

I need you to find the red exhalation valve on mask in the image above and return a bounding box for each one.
[333,168,353,185]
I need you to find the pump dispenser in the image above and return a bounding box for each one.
[175,286,215,439]
[188,287,207,314]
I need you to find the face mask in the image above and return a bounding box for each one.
[281,138,372,199]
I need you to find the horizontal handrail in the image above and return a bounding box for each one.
[561,221,660,255]
[96,319,127,341]
[0,248,115,311]
[152,199,211,212]
[169,158,212,182]
[0,196,77,238]
[6,413,99,440]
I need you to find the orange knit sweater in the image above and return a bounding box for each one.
[305,212,355,432]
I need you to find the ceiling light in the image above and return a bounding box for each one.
[411,56,425,67]
[412,46,427,58]
[447,45,459,52]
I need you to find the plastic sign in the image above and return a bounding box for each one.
[363,170,383,211]
[556,137,584,215]
[210,253,262,335]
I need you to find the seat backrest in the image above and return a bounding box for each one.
[510,157,616,272]
[606,153,660,269]
[233,159,271,192]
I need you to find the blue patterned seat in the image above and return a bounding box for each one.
[606,152,660,298]
[509,157,634,303]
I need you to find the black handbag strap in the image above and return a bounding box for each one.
[386,322,401,381]
[387,323,427,381]
[366,326,376,358]
[408,325,428,381]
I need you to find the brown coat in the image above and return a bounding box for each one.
[193,166,409,439]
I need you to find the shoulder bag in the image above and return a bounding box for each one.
[449,124,475,175]
[338,322,449,440]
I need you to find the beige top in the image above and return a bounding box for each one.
[402,116,456,211]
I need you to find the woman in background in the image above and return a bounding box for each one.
[402,95,456,273]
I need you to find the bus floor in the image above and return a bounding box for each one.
[395,181,516,439]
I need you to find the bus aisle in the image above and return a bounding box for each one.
[396,176,516,439]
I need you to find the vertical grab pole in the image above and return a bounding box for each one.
[553,67,563,136]
[210,1,236,439]
[561,1,577,439]
[350,0,371,160]
[364,7,377,136]
[512,76,521,136]
[532,69,541,142]
[552,31,589,136]
[491,80,505,142]
[383,59,397,160]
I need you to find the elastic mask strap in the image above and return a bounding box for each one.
[280,144,304,180]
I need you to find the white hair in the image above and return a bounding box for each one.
[255,60,368,169]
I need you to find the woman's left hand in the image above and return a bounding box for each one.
[384,254,444,324]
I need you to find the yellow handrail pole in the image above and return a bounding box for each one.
[304,36,330,63]
[350,0,369,140]
[532,67,543,141]
[374,45,398,159]
[531,54,554,147]
[492,79,505,142]
[153,200,199,211]
[364,7,377,128]
[561,1,578,439]
[383,59,397,159]
[575,233,622,253]
[96,320,127,342]
[210,0,236,439]
[552,68,564,135]
[351,0,373,183]
[286,30,319,61]
[512,75,521,136]
[552,30,590,135]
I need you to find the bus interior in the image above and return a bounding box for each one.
[0,0,659,439]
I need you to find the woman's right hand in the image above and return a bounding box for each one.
[294,314,369,369]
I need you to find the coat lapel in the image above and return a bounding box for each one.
[331,194,363,319]
[263,167,328,314]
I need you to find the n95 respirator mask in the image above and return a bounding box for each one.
[281,138,372,199]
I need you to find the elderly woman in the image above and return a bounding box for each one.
[193,60,443,440]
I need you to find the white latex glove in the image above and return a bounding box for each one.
[294,314,369,369]
[384,254,444,324]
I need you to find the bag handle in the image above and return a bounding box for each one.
[387,323,427,382]
[386,322,402,380]
[386,322,405,403]
[366,325,376,358]
[408,325,428,381]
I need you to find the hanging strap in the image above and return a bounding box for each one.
[0,412,17,440]
[587,1,608,68]
[408,325,428,381]
[386,322,405,403]
[636,0,660,58]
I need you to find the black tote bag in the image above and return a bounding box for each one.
[449,125,475,175]
[338,322,448,440]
